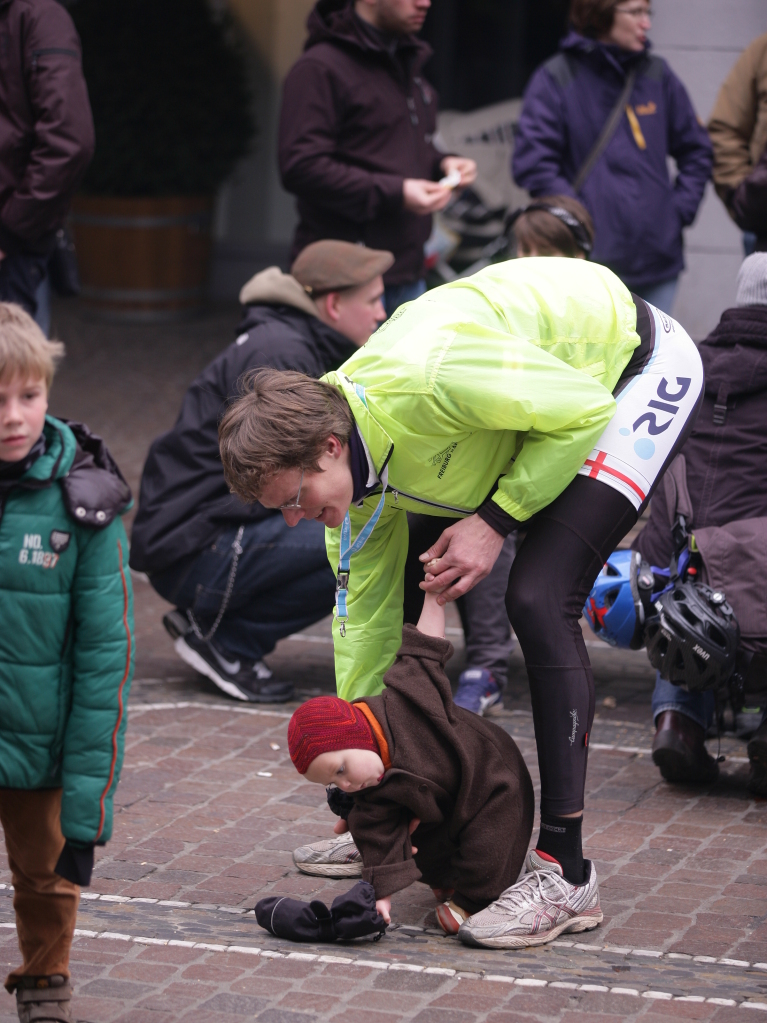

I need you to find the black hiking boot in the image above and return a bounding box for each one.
[652,710,719,784]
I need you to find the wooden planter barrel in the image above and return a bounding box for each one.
[70,195,213,321]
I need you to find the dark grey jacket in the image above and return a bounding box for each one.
[129,301,356,573]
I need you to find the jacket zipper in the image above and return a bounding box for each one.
[389,486,474,515]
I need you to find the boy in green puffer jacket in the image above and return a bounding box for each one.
[0,304,134,1023]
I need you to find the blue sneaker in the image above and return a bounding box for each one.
[454,668,502,715]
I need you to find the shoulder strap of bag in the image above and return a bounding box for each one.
[573,65,638,193]
[544,52,578,90]
[663,454,695,570]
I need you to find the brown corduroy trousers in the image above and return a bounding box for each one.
[0,788,79,992]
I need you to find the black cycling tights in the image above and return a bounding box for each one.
[505,474,637,817]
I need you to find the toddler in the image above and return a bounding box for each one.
[288,592,533,932]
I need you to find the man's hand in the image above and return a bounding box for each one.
[440,156,477,187]
[403,178,452,214]
[376,896,392,924]
[419,514,505,604]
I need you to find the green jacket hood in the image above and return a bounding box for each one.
[20,416,133,527]
[22,416,77,483]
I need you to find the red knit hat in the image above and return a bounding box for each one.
[288,696,377,775]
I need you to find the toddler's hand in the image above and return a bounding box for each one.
[376,896,391,924]
[333,818,349,835]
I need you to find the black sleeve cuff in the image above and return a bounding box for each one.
[476,498,520,538]
[327,786,356,820]
[55,841,95,886]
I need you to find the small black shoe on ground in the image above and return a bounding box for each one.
[652,710,719,784]
[173,631,294,704]
[747,717,767,796]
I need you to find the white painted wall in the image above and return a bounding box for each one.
[651,1,767,338]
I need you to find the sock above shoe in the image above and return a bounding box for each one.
[535,812,585,886]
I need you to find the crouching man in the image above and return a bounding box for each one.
[130,241,391,702]
[288,592,535,937]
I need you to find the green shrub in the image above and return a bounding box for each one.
[72,0,255,195]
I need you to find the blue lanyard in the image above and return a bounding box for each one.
[335,469,387,637]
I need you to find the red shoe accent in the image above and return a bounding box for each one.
[533,849,562,866]
[435,902,462,935]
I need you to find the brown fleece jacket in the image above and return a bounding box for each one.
[348,625,534,915]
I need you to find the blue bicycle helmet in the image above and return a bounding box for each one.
[584,550,654,649]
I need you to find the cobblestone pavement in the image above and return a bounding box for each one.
[0,302,764,1021]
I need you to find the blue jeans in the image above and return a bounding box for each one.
[632,277,679,316]
[651,671,714,730]
[0,252,49,319]
[150,515,336,662]
[384,279,426,318]
[34,274,51,337]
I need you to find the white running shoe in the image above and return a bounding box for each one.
[292,832,363,877]
[458,850,602,949]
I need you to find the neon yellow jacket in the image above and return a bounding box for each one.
[322,258,639,700]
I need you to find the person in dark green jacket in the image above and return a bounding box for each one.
[0,303,134,1022]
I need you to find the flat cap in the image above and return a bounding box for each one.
[291,240,394,295]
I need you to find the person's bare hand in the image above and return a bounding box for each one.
[419,514,505,604]
[376,896,392,923]
[403,178,452,214]
[408,816,420,855]
[333,818,349,835]
[440,156,477,187]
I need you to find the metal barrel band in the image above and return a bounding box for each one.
[70,212,212,230]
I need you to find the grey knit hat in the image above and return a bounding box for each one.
[736,253,767,306]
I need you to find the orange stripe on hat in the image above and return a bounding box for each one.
[354,701,392,771]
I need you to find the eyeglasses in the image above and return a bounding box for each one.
[614,4,652,17]
[279,470,304,509]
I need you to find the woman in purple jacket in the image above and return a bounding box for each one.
[512,0,712,314]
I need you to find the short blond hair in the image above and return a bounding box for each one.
[0,303,64,389]
[219,368,353,501]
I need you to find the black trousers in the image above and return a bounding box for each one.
[506,475,637,816]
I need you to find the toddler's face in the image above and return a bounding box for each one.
[305,748,385,792]
[0,374,47,462]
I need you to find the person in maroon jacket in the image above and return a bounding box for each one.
[0,0,94,320]
[278,0,476,316]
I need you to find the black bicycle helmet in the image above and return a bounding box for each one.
[645,581,740,692]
